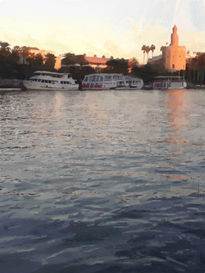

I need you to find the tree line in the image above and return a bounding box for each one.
[186,53,205,84]
[1,40,205,84]
[0,41,57,79]
[0,41,175,83]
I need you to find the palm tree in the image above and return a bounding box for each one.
[150,44,156,58]
[145,46,150,63]
[141,45,146,64]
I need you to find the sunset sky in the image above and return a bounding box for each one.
[1,0,205,61]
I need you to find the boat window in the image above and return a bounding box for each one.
[95,76,99,82]
[99,76,103,81]
[104,75,112,81]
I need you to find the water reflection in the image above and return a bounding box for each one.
[167,90,187,135]
[54,91,65,118]
[162,90,191,183]
[162,90,188,150]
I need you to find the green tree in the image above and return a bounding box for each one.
[186,53,205,84]
[145,46,150,63]
[105,58,129,74]
[141,45,146,64]
[0,41,11,61]
[62,53,88,66]
[131,62,169,84]
[62,53,77,65]
[44,53,56,71]
[27,53,44,67]
[150,44,156,58]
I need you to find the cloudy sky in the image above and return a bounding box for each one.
[0,0,205,61]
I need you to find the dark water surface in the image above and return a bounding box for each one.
[1,89,205,273]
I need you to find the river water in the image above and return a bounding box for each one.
[0,89,205,273]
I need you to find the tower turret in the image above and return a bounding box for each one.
[170,25,179,47]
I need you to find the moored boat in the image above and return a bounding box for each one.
[153,76,187,90]
[82,73,143,90]
[117,75,144,90]
[23,71,79,91]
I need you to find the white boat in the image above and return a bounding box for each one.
[117,75,144,90]
[153,76,187,90]
[23,71,79,91]
[82,73,143,90]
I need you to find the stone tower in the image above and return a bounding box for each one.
[164,25,186,71]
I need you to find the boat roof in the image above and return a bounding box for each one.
[84,73,123,77]
[154,75,184,79]
[34,71,70,76]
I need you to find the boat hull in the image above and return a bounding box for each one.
[82,82,143,91]
[81,83,117,90]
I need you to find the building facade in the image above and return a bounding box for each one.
[165,25,186,71]
[84,54,110,70]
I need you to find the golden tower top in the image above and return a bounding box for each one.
[170,25,179,46]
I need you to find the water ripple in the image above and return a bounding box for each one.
[1,89,205,272]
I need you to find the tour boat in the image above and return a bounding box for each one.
[117,75,144,90]
[153,76,187,90]
[23,71,79,91]
[82,73,143,90]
